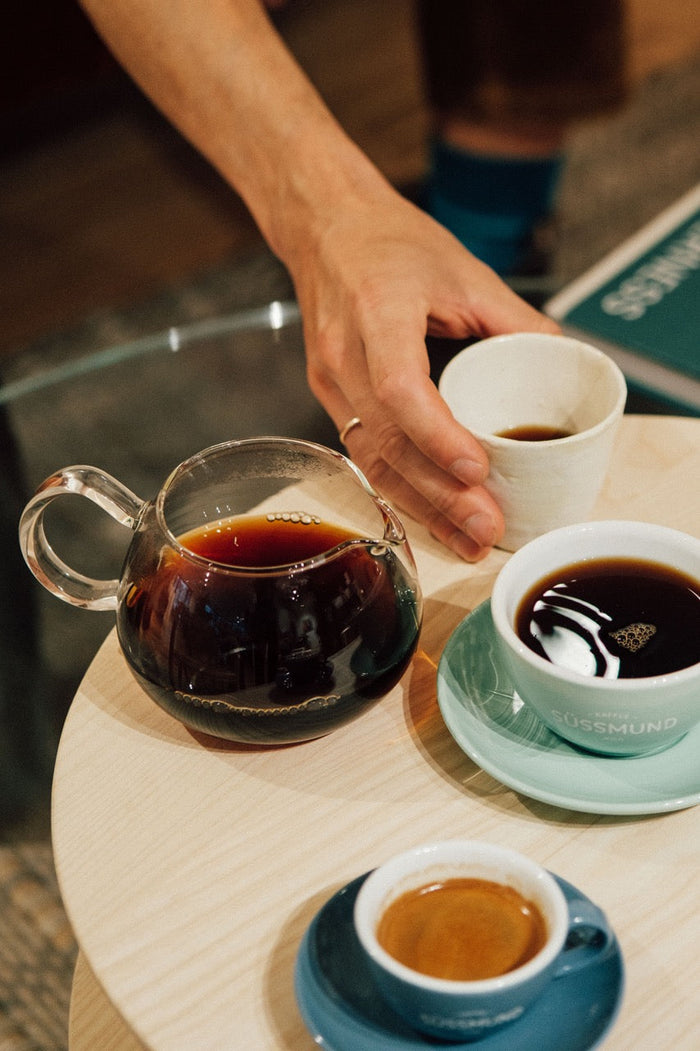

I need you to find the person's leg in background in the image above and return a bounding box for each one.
[416,1,628,285]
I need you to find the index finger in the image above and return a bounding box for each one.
[359,323,489,489]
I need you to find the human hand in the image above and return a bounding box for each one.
[285,185,560,561]
[73,0,556,563]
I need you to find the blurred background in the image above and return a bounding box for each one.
[4,0,700,356]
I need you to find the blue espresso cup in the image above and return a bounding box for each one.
[354,840,612,1042]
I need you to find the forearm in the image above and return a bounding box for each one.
[78,0,389,268]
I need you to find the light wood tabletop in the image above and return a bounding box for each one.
[54,415,700,1050]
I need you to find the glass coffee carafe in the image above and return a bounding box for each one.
[20,437,423,744]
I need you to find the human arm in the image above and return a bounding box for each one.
[77,0,559,560]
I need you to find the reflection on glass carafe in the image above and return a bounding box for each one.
[20,438,423,744]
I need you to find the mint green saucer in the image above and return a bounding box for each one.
[437,601,700,815]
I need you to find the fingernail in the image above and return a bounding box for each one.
[464,512,497,549]
[451,458,487,487]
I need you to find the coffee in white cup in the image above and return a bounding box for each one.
[439,332,627,550]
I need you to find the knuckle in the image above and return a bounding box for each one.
[356,447,395,495]
[374,426,409,470]
[373,363,418,412]
[429,484,464,522]
[305,329,344,394]
[310,323,346,374]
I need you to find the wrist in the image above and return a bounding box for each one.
[256,119,390,273]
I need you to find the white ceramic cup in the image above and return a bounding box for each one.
[438,333,627,550]
[354,840,611,1042]
[490,520,700,756]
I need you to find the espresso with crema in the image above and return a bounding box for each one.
[376,878,547,981]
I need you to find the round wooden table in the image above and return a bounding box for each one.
[54,416,700,1049]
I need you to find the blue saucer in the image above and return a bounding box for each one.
[294,872,624,1050]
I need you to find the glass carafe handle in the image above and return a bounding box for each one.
[19,465,144,611]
